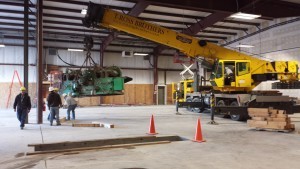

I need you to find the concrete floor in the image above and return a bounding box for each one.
[1,105,300,169]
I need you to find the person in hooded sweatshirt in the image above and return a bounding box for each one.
[13,87,31,130]
[47,86,62,126]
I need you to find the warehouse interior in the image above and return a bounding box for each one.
[1,0,300,168]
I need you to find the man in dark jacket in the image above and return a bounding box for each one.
[13,87,31,130]
[47,86,62,126]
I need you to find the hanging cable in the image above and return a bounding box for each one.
[57,52,77,66]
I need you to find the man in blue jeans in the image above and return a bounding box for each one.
[47,87,62,126]
[13,87,31,130]
[63,93,77,120]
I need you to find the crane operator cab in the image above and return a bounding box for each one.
[210,60,251,90]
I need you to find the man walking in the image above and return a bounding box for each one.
[47,86,62,126]
[13,87,31,130]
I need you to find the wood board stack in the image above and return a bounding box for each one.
[247,108,295,132]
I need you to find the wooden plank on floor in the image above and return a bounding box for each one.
[72,123,100,127]
[28,135,181,152]
[26,141,171,156]
[60,117,66,123]
[91,122,114,128]
[92,122,104,127]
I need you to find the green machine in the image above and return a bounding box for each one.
[61,66,132,97]
[59,36,132,97]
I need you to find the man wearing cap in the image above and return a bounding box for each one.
[13,87,31,130]
[47,86,62,126]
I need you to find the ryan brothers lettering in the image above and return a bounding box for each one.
[114,13,164,35]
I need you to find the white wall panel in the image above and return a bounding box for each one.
[0,66,37,82]
[165,71,183,84]
[228,19,300,62]
[122,69,152,84]
[158,71,164,84]
[0,46,37,82]
[157,55,196,69]
[0,46,36,64]
[103,52,152,68]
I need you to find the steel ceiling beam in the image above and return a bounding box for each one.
[182,12,232,35]
[44,39,155,49]
[43,4,260,26]
[3,35,155,49]
[116,0,274,19]
[0,5,259,29]
[43,0,203,19]
[194,35,227,40]
[118,0,300,18]
[1,22,222,43]
[46,12,246,32]
[0,9,35,15]
[0,19,236,37]
[241,0,300,18]
[154,11,230,54]
[0,1,35,8]
[1,28,157,45]
[139,16,259,27]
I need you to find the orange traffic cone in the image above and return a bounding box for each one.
[193,118,206,143]
[147,114,158,135]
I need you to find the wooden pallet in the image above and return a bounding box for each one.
[254,127,295,133]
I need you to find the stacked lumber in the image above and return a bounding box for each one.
[247,108,295,131]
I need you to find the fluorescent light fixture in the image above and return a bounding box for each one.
[133,52,148,56]
[230,12,261,20]
[236,44,254,48]
[81,9,87,15]
[68,48,84,52]
[0,44,5,47]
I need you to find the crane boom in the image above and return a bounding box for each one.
[82,2,299,91]
[82,2,300,120]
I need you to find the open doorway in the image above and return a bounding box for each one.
[157,85,166,105]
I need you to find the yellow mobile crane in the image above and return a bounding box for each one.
[82,2,300,120]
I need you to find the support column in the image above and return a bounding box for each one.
[24,0,29,93]
[24,0,29,124]
[36,0,43,124]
